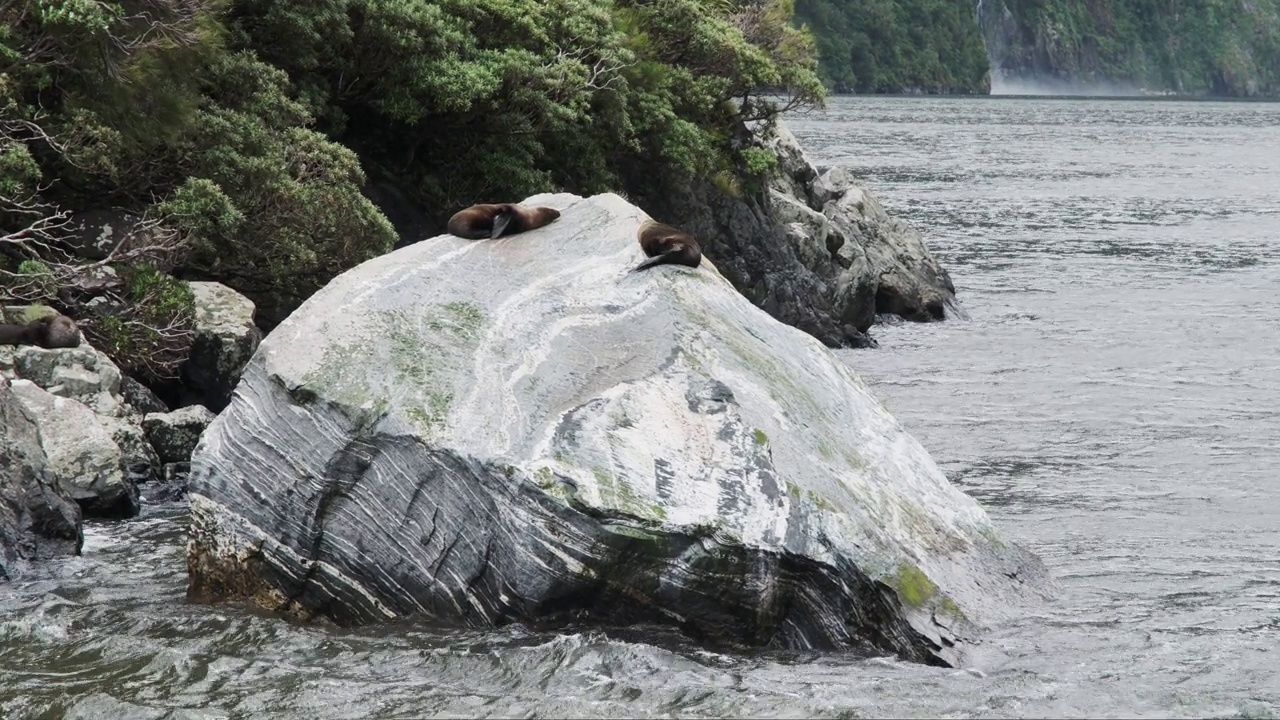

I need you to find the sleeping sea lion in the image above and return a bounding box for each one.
[630,220,703,273]
[446,203,561,240]
[0,315,82,349]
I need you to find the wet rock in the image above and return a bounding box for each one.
[180,282,262,412]
[142,462,190,504]
[143,405,216,464]
[819,166,962,322]
[99,415,161,483]
[7,380,138,519]
[187,191,1052,667]
[0,379,83,580]
[627,120,958,348]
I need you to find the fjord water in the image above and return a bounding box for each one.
[2,96,1278,718]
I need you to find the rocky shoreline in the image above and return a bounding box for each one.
[0,280,259,578]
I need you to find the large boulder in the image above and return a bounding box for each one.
[187,192,1051,666]
[0,379,83,580]
[626,120,959,348]
[179,282,262,412]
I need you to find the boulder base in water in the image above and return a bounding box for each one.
[187,192,1051,666]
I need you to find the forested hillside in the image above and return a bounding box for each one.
[1,0,822,379]
[796,0,1280,97]
[795,0,990,93]
[978,0,1280,95]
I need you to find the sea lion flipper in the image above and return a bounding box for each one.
[490,211,513,239]
[631,249,681,273]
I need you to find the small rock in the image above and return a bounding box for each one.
[12,344,125,416]
[143,405,216,464]
[182,282,262,412]
[98,415,161,482]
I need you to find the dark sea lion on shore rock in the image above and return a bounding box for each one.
[446,203,561,240]
[0,315,82,349]
[630,220,703,273]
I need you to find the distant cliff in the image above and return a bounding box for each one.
[795,0,991,94]
[977,0,1280,95]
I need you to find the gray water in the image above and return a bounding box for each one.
[3,96,1279,719]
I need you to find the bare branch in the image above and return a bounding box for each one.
[543,46,635,100]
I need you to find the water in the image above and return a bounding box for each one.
[3,96,1280,718]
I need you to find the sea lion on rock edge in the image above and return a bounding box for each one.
[446,203,561,240]
[0,315,82,349]
[630,220,703,273]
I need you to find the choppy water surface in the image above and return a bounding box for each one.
[4,97,1280,718]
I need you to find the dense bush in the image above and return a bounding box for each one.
[1,0,400,354]
[227,0,823,215]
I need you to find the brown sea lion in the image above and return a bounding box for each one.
[630,220,703,273]
[446,203,561,240]
[0,315,82,349]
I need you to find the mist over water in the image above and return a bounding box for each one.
[3,96,1280,718]
[989,72,1147,97]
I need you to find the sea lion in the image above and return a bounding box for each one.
[446,203,561,240]
[0,315,82,349]
[630,220,703,273]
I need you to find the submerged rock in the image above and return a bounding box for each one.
[0,379,83,580]
[187,192,1050,666]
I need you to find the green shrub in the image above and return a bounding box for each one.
[83,264,197,382]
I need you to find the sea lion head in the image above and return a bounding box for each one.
[35,315,82,349]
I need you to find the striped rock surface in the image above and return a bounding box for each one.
[186,192,1052,666]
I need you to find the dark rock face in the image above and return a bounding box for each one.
[0,379,83,580]
[626,121,959,349]
[120,375,169,415]
[61,210,154,262]
[187,191,1052,667]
